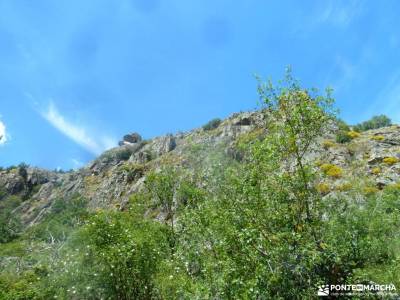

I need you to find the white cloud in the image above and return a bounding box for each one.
[316,0,363,27]
[0,119,8,145]
[329,56,356,91]
[41,102,116,155]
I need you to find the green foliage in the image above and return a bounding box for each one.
[353,115,392,132]
[167,71,400,298]
[100,146,138,163]
[336,131,352,143]
[319,189,400,284]
[0,72,399,299]
[202,118,222,131]
[120,163,146,182]
[0,195,22,243]
[17,162,29,180]
[26,194,88,242]
[335,118,352,143]
[68,211,170,299]
[177,179,206,209]
[145,168,179,234]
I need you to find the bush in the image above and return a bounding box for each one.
[115,148,134,161]
[320,163,343,178]
[383,157,399,165]
[335,182,352,192]
[322,140,335,149]
[202,118,222,131]
[0,195,23,243]
[364,186,379,195]
[347,131,361,139]
[120,163,145,182]
[335,119,352,143]
[27,195,88,242]
[371,167,381,175]
[18,163,29,180]
[336,131,352,143]
[69,210,170,299]
[316,183,330,195]
[371,135,385,141]
[353,115,392,132]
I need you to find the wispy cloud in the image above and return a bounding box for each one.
[317,0,363,27]
[40,102,116,155]
[293,0,364,37]
[328,56,357,92]
[0,119,8,145]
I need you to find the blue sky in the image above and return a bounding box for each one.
[0,0,400,170]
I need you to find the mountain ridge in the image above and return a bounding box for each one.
[1,108,400,229]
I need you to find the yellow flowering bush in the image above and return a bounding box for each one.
[371,135,385,141]
[383,157,399,165]
[320,163,343,178]
[347,131,361,139]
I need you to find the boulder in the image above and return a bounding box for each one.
[121,132,142,145]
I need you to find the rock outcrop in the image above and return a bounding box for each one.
[1,110,400,227]
[119,132,142,146]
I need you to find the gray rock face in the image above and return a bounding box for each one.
[0,167,58,195]
[152,134,177,156]
[0,171,25,194]
[26,168,57,186]
[2,109,400,229]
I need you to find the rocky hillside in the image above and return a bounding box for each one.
[0,111,264,226]
[1,110,400,228]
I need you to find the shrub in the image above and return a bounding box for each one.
[100,146,138,163]
[335,119,352,143]
[71,211,170,299]
[320,163,343,178]
[383,157,399,165]
[115,148,133,161]
[322,140,335,149]
[384,182,400,192]
[177,180,206,208]
[18,162,29,180]
[371,167,381,175]
[27,195,88,242]
[353,115,392,132]
[145,168,179,239]
[364,186,379,195]
[347,131,361,139]
[335,182,352,192]
[0,195,23,243]
[202,118,222,131]
[120,163,145,182]
[371,135,385,141]
[316,183,330,195]
[336,131,352,143]
[336,118,350,132]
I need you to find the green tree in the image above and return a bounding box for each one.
[172,71,400,299]
[145,168,179,236]
[353,115,392,132]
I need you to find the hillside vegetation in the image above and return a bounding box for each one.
[1,73,400,299]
